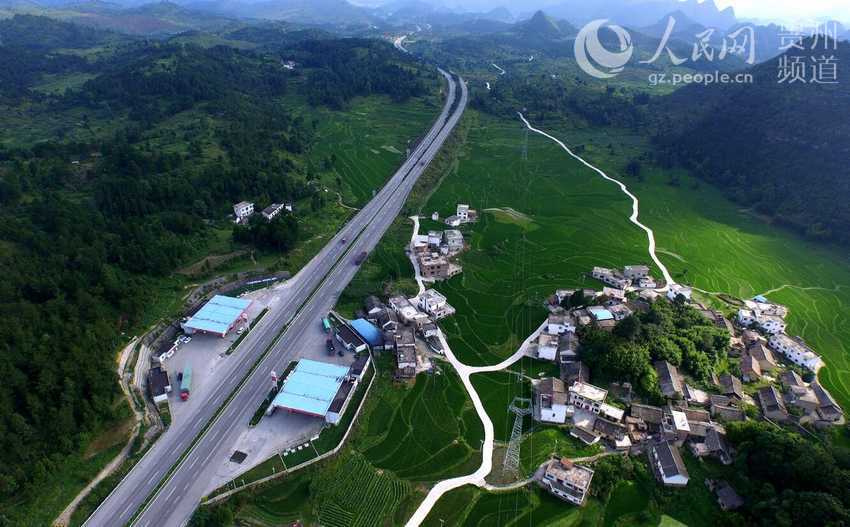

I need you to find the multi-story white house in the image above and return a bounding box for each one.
[539,458,594,506]
[623,265,650,280]
[568,381,608,414]
[666,284,692,301]
[757,315,786,335]
[233,201,254,224]
[456,204,469,222]
[768,334,823,371]
[418,289,455,320]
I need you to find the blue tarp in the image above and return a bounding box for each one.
[272,359,350,417]
[184,295,252,335]
[350,318,382,346]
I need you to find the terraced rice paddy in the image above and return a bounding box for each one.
[361,366,484,481]
[420,485,600,526]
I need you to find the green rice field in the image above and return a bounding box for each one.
[359,365,484,481]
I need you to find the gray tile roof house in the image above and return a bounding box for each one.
[648,440,689,487]
[655,361,683,398]
[758,386,789,421]
[747,341,778,371]
[812,382,843,422]
[719,373,744,399]
[780,370,805,388]
[630,403,664,425]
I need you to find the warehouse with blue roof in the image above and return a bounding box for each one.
[272,359,354,423]
[181,295,252,338]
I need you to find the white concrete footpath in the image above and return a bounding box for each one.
[405,321,544,527]
[408,215,428,297]
[518,113,676,289]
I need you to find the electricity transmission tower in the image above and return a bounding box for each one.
[503,397,532,473]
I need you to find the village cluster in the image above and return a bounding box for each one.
[333,245,844,513]
[527,266,843,509]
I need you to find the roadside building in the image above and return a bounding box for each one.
[420,321,439,339]
[538,458,594,506]
[535,377,569,424]
[655,361,684,399]
[148,367,171,404]
[233,201,254,224]
[419,253,451,279]
[182,295,252,338]
[418,289,456,319]
[648,440,690,487]
[537,333,559,361]
[261,203,286,222]
[271,359,354,425]
[547,312,575,335]
[568,381,608,414]
[350,319,383,350]
[758,385,789,421]
[335,324,369,353]
[666,284,692,302]
[637,276,657,289]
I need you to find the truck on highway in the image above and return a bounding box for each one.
[180,366,192,400]
[322,317,331,333]
[354,251,367,265]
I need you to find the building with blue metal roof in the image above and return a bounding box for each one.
[272,359,352,419]
[350,318,382,347]
[182,295,252,337]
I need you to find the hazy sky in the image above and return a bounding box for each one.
[715,0,850,24]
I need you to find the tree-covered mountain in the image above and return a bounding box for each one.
[0,20,433,514]
[652,39,850,246]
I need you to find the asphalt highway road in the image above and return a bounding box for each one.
[83,68,467,527]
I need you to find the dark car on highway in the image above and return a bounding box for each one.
[354,251,367,265]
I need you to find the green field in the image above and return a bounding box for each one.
[358,365,483,481]
[421,485,600,527]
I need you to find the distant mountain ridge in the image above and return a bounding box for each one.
[653,39,850,245]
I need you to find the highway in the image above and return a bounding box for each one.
[83,68,467,527]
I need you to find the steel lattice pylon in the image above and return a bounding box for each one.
[503,397,532,472]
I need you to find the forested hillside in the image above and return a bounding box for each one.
[652,40,850,246]
[0,15,433,515]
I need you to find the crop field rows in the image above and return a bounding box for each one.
[313,454,412,527]
[362,367,484,482]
